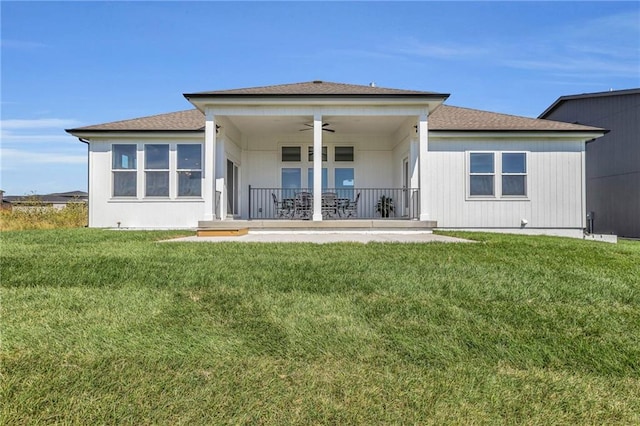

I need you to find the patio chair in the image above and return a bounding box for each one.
[321,192,338,218]
[294,191,312,219]
[272,193,291,218]
[342,192,360,218]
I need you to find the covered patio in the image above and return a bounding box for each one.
[184,81,449,224]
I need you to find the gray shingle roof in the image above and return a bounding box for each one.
[68,105,603,133]
[430,105,602,132]
[184,80,447,97]
[67,109,205,132]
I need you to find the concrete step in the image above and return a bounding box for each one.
[197,219,437,231]
[196,228,248,237]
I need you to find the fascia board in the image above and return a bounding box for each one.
[205,104,436,117]
[68,131,204,141]
[429,131,607,140]
[189,96,446,110]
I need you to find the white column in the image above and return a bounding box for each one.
[409,138,419,216]
[216,138,226,220]
[204,111,217,221]
[312,113,323,221]
[418,112,430,221]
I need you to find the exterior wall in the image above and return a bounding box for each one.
[427,138,585,230]
[542,92,640,237]
[241,132,398,219]
[88,137,205,228]
[86,129,589,231]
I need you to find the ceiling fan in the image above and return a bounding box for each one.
[299,122,335,133]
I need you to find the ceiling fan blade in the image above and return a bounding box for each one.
[299,122,334,132]
[299,128,311,131]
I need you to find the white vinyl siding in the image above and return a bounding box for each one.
[429,140,584,229]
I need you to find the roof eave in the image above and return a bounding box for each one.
[66,129,205,140]
[539,88,640,119]
[430,129,607,139]
[184,93,450,99]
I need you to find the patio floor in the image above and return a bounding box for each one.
[166,231,472,244]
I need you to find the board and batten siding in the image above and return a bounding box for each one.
[427,139,585,230]
[88,138,206,228]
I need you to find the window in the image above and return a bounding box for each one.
[282,168,301,198]
[282,146,301,162]
[112,144,137,196]
[469,153,494,196]
[335,146,354,162]
[335,168,354,198]
[177,144,202,197]
[145,144,169,197]
[468,152,528,198]
[308,146,327,162]
[502,153,527,196]
[280,145,355,190]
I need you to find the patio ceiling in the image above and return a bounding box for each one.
[225,115,411,136]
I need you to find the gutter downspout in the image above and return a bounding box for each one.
[78,138,90,227]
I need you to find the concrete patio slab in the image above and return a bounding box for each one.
[165,231,472,244]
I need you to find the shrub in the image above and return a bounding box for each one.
[0,199,88,231]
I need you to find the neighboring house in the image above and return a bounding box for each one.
[540,89,640,238]
[66,81,604,236]
[0,190,11,210]
[4,191,88,211]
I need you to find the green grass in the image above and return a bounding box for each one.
[1,229,639,424]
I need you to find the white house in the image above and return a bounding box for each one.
[66,81,604,236]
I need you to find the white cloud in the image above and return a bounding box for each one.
[383,9,639,79]
[1,118,81,130]
[392,38,491,59]
[1,148,86,168]
[1,130,77,144]
[504,57,639,78]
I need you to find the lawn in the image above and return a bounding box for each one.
[1,229,639,424]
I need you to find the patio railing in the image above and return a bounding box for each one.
[248,187,419,220]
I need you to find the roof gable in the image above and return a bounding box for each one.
[539,88,640,119]
[184,80,447,97]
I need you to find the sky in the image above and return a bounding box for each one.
[1,1,639,196]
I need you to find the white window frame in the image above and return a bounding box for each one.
[278,143,354,189]
[110,142,203,201]
[501,152,528,197]
[466,151,529,200]
[144,144,170,198]
[112,144,138,198]
[468,152,495,198]
[176,143,203,198]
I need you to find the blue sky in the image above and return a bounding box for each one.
[1,1,639,195]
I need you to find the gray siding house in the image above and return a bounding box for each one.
[540,89,640,238]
